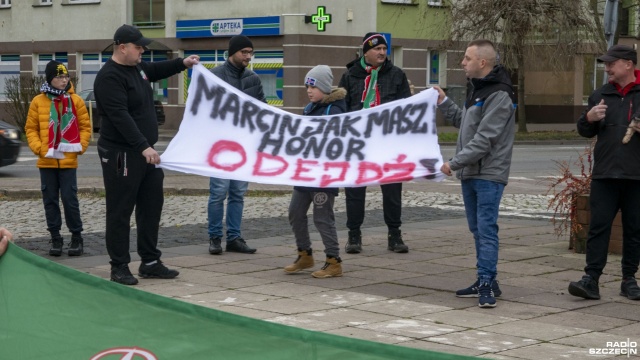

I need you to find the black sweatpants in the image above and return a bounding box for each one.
[98,145,164,266]
[585,179,640,281]
[345,182,402,231]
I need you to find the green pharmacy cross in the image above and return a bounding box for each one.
[311,6,332,32]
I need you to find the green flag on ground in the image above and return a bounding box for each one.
[0,244,477,360]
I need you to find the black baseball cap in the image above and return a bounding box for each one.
[597,44,637,64]
[113,24,152,46]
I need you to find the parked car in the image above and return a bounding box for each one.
[77,89,166,132]
[0,120,21,168]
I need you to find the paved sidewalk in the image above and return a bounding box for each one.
[5,192,638,359]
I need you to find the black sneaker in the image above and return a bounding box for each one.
[345,229,362,254]
[49,235,63,257]
[568,274,600,300]
[111,264,139,285]
[387,228,409,253]
[620,277,640,300]
[478,282,497,308]
[68,233,84,256]
[138,260,180,279]
[209,236,222,255]
[226,237,256,254]
[456,279,502,298]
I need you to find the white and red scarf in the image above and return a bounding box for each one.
[41,83,81,159]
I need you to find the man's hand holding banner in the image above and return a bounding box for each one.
[159,64,444,187]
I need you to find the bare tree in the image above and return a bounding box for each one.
[3,75,45,132]
[439,0,604,133]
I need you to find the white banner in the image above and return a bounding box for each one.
[159,64,444,187]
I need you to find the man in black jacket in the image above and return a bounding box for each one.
[569,45,640,301]
[339,32,412,254]
[95,24,200,285]
[206,35,266,256]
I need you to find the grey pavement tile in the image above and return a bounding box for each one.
[482,320,591,341]
[509,292,606,310]
[161,255,228,267]
[416,310,518,329]
[389,261,469,275]
[251,245,298,256]
[403,293,482,310]
[498,249,547,262]
[428,254,477,268]
[214,304,283,319]
[297,308,397,326]
[513,244,571,256]
[346,268,423,282]
[265,315,339,332]
[274,274,381,290]
[240,282,328,297]
[497,261,566,276]
[237,298,334,315]
[295,290,387,307]
[551,331,640,350]
[54,254,112,268]
[160,244,209,256]
[356,319,464,339]
[345,255,417,268]
[137,282,225,298]
[498,343,612,360]
[326,327,413,345]
[191,272,276,288]
[393,274,475,293]
[499,275,571,292]
[463,301,564,320]
[182,290,281,306]
[534,312,634,332]
[604,322,640,338]
[192,261,278,274]
[400,340,486,358]
[500,236,559,246]
[425,245,476,256]
[347,283,433,298]
[520,255,588,270]
[574,302,640,321]
[351,299,452,317]
[236,256,301,268]
[425,330,540,353]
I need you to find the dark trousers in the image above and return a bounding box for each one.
[585,179,640,281]
[345,183,402,231]
[98,145,164,266]
[39,168,83,234]
[289,190,339,258]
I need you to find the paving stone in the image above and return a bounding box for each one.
[482,320,591,341]
[295,290,387,306]
[551,331,640,350]
[534,312,633,332]
[400,340,486,357]
[346,283,433,298]
[326,327,413,345]
[498,343,611,360]
[240,282,328,297]
[265,315,338,332]
[352,299,452,317]
[357,319,464,339]
[416,310,518,329]
[237,298,334,315]
[297,308,397,326]
[425,330,540,353]
[574,302,640,321]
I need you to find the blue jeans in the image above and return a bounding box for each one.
[207,178,248,241]
[461,179,505,284]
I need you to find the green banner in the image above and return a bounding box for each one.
[0,244,477,360]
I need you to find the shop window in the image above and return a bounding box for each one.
[0,54,19,100]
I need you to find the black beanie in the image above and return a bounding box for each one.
[45,61,69,84]
[228,35,253,56]
[362,32,387,54]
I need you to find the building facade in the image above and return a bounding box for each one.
[0,0,453,129]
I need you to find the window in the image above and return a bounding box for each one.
[142,51,169,102]
[37,53,68,78]
[63,0,101,4]
[0,54,20,100]
[427,0,443,6]
[33,0,52,6]
[133,0,165,27]
[0,0,11,9]
[428,50,440,85]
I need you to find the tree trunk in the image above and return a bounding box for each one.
[516,52,528,133]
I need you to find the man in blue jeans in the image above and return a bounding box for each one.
[434,39,516,308]
[207,35,265,255]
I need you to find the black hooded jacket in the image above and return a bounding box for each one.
[338,57,411,111]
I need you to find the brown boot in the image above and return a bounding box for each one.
[312,257,343,278]
[284,249,314,273]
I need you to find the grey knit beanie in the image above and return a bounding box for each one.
[304,65,333,94]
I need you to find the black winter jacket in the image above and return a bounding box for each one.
[577,70,640,180]
[211,60,266,102]
[95,58,186,152]
[338,57,411,111]
[293,88,347,195]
